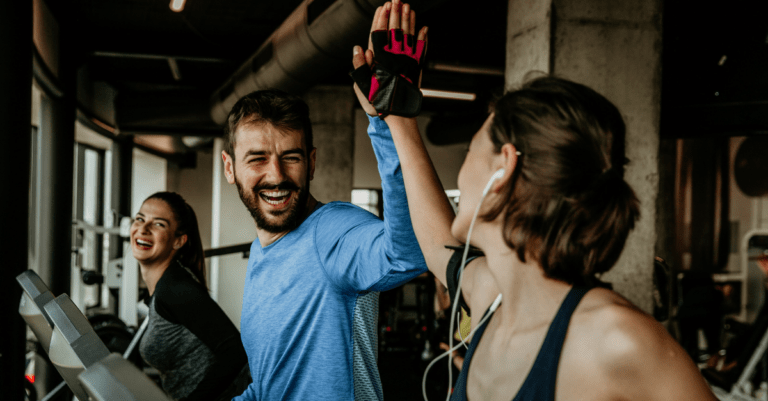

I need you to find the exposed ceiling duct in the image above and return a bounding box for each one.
[209,0,446,125]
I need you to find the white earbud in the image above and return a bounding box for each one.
[482,168,506,196]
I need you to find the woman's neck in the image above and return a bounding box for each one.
[478,230,572,331]
[140,259,174,296]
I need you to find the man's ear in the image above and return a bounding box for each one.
[222,150,236,184]
[308,148,317,181]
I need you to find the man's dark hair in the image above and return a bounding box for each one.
[484,76,640,287]
[224,89,314,157]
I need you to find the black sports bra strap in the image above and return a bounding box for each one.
[512,286,591,401]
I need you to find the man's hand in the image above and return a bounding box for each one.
[351,0,428,118]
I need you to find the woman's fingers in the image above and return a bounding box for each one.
[410,9,416,36]
[389,0,400,30]
[401,3,410,35]
[375,2,390,31]
[352,46,366,69]
[371,5,383,32]
[417,25,427,42]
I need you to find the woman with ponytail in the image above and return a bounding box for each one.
[132,192,249,400]
[354,67,716,397]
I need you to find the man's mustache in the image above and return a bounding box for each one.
[251,181,300,193]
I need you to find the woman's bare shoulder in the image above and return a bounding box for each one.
[568,288,716,400]
[576,289,672,361]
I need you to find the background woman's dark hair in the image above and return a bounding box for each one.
[146,191,207,291]
[224,88,313,157]
[484,76,640,287]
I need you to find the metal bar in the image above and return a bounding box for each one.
[73,219,122,236]
[40,381,68,401]
[120,242,139,327]
[204,243,252,258]
[92,51,231,63]
[123,317,150,359]
[735,322,768,393]
[426,62,505,77]
[167,58,182,81]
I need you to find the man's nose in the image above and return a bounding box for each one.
[264,157,286,182]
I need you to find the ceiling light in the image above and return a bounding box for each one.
[420,89,476,101]
[170,0,185,12]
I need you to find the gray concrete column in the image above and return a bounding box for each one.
[506,0,663,312]
[303,85,356,203]
[0,1,32,398]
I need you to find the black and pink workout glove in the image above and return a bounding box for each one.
[351,28,426,118]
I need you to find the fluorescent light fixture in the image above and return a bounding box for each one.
[170,0,186,12]
[421,88,476,101]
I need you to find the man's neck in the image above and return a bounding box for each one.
[256,195,318,247]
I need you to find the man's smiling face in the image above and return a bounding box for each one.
[224,121,316,235]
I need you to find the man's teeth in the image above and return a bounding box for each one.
[261,190,291,205]
[264,190,290,197]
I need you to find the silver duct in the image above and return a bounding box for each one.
[209,0,445,125]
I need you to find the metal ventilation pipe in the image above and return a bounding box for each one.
[209,0,445,125]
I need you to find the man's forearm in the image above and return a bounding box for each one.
[383,116,459,287]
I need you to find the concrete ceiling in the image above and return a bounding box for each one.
[69,0,507,99]
[51,0,768,146]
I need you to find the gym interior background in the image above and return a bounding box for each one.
[3,0,768,399]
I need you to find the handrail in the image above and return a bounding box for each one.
[204,243,251,258]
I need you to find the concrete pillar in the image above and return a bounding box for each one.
[506,0,662,312]
[303,85,356,203]
[0,1,32,398]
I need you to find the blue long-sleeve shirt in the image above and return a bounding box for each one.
[234,116,427,400]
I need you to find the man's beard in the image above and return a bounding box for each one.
[234,172,310,234]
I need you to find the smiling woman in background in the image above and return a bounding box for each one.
[132,191,250,401]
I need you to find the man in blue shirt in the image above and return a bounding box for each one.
[222,88,426,399]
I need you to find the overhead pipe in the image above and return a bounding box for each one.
[209,0,446,125]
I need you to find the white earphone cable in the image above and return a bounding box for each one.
[421,169,505,401]
[421,292,501,401]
